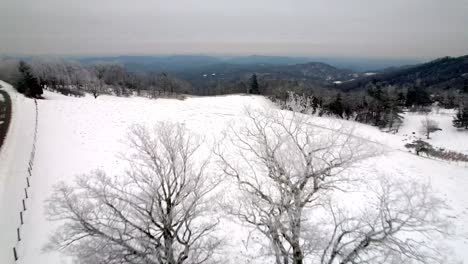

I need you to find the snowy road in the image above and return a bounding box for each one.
[0,89,12,151]
[0,81,38,264]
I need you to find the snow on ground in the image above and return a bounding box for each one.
[0,81,37,264]
[364,72,377,76]
[398,108,468,154]
[0,84,467,263]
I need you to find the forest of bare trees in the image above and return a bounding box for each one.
[0,58,192,99]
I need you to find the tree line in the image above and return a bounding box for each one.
[186,72,468,132]
[1,58,467,130]
[0,58,192,99]
[274,79,468,132]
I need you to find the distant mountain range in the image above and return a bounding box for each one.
[173,61,356,87]
[337,55,468,91]
[75,55,420,73]
[4,53,466,92]
[74,54,468,91]
[78,55,221,72]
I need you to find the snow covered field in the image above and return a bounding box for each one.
[1,80,468,263]
[399,109,468,154]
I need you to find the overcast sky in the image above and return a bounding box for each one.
[1,0,467,58]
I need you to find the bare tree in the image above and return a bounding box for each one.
[216,108,375,264]
[91,64,108,98]
[318,178,449,264]
[158,72,172,95]
[420,118,442,139]
[216,108,449,264]
[45,122,222,264]
[282,91,315,115]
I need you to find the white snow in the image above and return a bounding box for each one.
[0,81,37,264]
[364,72,377,76]
[0,81,467,263]
[398,109,468,154]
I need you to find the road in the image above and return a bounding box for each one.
[0,87,12,151]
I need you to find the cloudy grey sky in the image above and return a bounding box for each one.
[1,0,467,58]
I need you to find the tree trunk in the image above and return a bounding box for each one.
[164,230,175,264]
[292,243,303,264]
[291,198,303,264]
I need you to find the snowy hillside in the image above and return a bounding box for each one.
[1,81,468,263]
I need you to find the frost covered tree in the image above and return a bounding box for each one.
[28,59,97,97]
[91,64,109,98]
[420,118,442,139]
[45,122,221,264]
[282,91,315,115]
[217,108,449,264]
[318,178,448,264]
[216,108,374,264]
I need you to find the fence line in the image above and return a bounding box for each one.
[12,99,38,262]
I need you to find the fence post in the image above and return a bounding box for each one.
[13,247,18,261]
[17,228,21,241]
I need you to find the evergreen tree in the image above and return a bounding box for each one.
[249,74,260,94]
[453,107,468,129]
[446,94,457,108]
[382,88,404,132]
[16,61,43,98]
[311,96,320,114]
[366,86,386,126]
[355,96,370,123]
[405,86,432,107]
[405,139,433,156]
[397,91,406,106]
[368,84,383,101]
[462,80,468,94]
[328,93,344,117]
[365,85,404,131]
